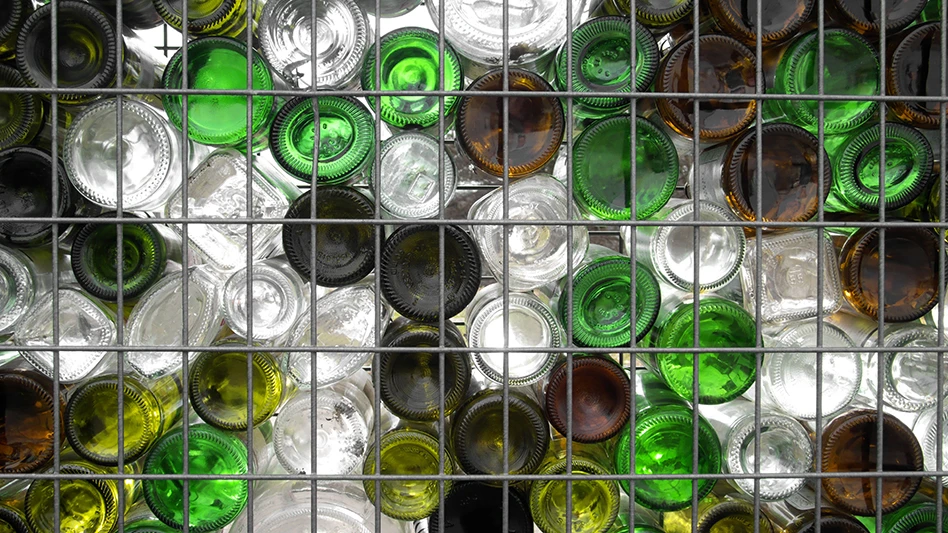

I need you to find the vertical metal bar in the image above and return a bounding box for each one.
[49,0,61,529]
[310,1,321,533]
[180,0,192,530]
[372,1,383,533]
[243,0,256,529]
[113,0,126,531]
[936,3,947,533]
[814,1,827,533]
[691,2,702,528]
[752,0,764,530]
[875,4,889,533]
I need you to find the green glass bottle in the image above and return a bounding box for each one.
[64,373,183,466]
[0,503,30,533]
[855,503,948,533]
[555,17,660,119]
[270,96,375,184]
[142,424,249,532]
[596,0,694,28]
[0,64,43,150]
[363,427,455,521]
[530,436,620,533]
[361,27,463,131]
[70,212,178,303]
[153,0,254,38]
[162,37,275,148]
[573,116,679,221]
[920,0,941,21]
[645,296,758,404]
[826,123,935,214]
[769,28,880,135]
[558,255,662,348]
[0,0,31,59]
[188,337,285,431]
[614,370,721,511]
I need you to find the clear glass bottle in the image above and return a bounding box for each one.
[372,132,457,220]
[913,405,948,486]
[0,245,40,340]
[124,266,224,379]
[466,283,562,387]
[259,0,370,90]
[740,229,844,322]
[469,175,588,291]
[862,324,948,412]
[544,355,631,443]
[164,149,294,272]
[63,98,191,212]
[222,256,307,342]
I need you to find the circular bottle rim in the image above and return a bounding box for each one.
[222,262,304,340]
[696,501,771,533]
[572,115,678,221]
[0,503,30,533]
[0,64,43,151]
[64,375,161,466]
[725,414,812,501]
[70,212,168,302]
[0,146,75,247]
[0,372,59,474]
[377,349,471,421]
[152,0,242,35]
[890,22,943,129]
[361,27,464,129]
[188,347,283,431]
[830,0,925,34]
[878,326,943,412]
[530,457,620,533]
[635,0,694,27]
[0,0,31,50]
[371,131,458,219]
[544,356,631,443]
[885,503,946,533]
[26,463,119,533]
[709,0,814,46]
[0,244,36,335]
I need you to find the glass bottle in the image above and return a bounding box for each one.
[572,115,679,221]
[282,187,375,287]
[739,230,843,323]
[889,22,942,130]
[555,17,660,119]
[0,0,31,59]
[161,37,276,149]
[827,0,925,35]
[821,409,924,516]
[762,501,870,533]
[767,28,880,135]
[645,296,757,404]
[861,324,948,413]
[427,0,585,79]
[857,503,948,533]
[123,501,181,533]
[87,0,163,29]
[663,491,774,533]
[372,132,457,220]
[0,360,64,474]
[14,287,116,384]
[222,256,307,342]
[272,371,374,475]
[152,0,256,38]
[656,34,757,141]
[362,27,464,132]
[164,149,293,272]
[64,373,182,466]
[0,245,40,340]
[559,254,661,348]
[362,427,455,521]
[695,122,831,226]
[259,0,370,90]
[63,97,192,212]
[700,400,814,501]
[450,388,550,478]
[838,227,942,322]
[0,64,44,150]
[707,0,814,47]
[379,224,481,322]
[627,199,746,293]
[616,370,720,510]
[596,0,693,28]
[467,283,562,386]
[124,266,224,379]
[457,68,565,179]
[530,436,620,533]
[0,502,30,533]
[430,482,534,533]
[69,213,180,302]
[544,355,631,443]
[141,423,249,532]
[826,123,935,214]
[913,405,948,485]
[355,0,420,17]
[269,96,375,184]
[188,337,286,431]
[282,283,392,389]
[0,146,76,249]
[378,318,471,421]
[16,1,162,106]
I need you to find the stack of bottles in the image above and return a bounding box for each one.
[0,0,947,532]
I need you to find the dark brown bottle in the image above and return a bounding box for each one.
[838,226,941,322]
[457,68,564,178]
[0,361,65,474]
[708,0,815,47]
[827,0,926,35]
[888,22,942,130]
[544,355,631,444]
[656,34,757,141]
[821,409,923,516]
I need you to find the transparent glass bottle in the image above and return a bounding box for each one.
[372,132,457,220]
[469,175,588,291]
[861,324,948,412]
[222,256,307,342]
[259,0,370,90]
[63,98,191,212]
[0,146,76,249]
[544,355,631,443]
[913,405,948,486]
[0,245,39,340]
[430,482,534,533]
[0,359,64,474]
[165,149,294,272]
[0,64,44,151]
[466,283,562,387]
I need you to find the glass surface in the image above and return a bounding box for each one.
[222,258,306,342]
[913,406,948,486]
[26,462,129,533]
[152,0,249,37]
[0,147,74,248]
[430,482,534,533]
[545,356,631,443]
[829,0,925,33]
[708,0,814,46]
[890,23,943,129]
[0,245,36,337]
[0,370,60,474]
[372,132,456,219]
[469,175,588,291]
[863,325,948,412]
[530,454,620,533]
[0,64,43,150]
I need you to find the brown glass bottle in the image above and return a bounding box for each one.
[0,361,65,474]
[596,0,694,28]
[888,22,943,130]
[708,0,815,47]
[457,68,564,178]
[656,34,757,141]
[838,226,941,322]
[763,504,870,533]
[544,355,631,444]
[827,0,926,35]
[821,409,923,516]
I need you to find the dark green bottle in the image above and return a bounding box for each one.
[0,64,44,150]
[0,146,76,248]
[153,0,254,38]
[0,0,31,59]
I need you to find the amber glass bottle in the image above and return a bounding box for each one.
[838,227,941,322]
[827,0,926,35]
[656,34,757,141]
[708,0,815,47]
[544,355,631,444]
[0,361,64,474]
[888,22,942,130]
[821,409,924,516]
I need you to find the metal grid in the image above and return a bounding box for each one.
[0,0,946,532]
